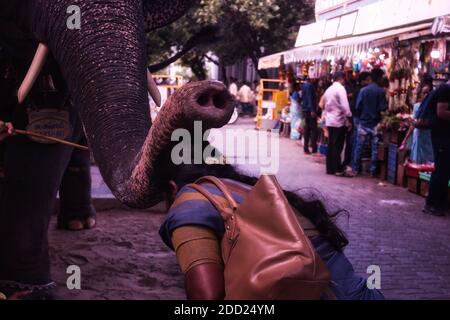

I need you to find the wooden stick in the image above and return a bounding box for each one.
[13,129,89,151]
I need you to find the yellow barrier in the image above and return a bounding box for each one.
[256,79,289,130]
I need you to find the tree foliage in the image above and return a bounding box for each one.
[146,0,315,79]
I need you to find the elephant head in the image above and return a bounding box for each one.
[10,0,234,208]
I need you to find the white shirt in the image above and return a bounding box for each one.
[229,83,238,98]
[238,85,255,103]
[322,81,352,127]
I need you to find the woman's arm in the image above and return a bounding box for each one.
[399,125,414,151]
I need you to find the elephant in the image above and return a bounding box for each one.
[0,0,234,298]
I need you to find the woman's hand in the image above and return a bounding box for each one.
[0,121,15,141]
[399,142,407,151]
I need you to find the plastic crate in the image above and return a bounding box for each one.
[419,172,432,182]
[406,164,433,177]
[419,172,450,187]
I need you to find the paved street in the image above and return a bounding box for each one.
[50,118,450,300]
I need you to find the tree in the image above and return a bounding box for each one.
[146,0,315,79]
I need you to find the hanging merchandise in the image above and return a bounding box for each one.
[430,39,449,84]
[388,42,418,110]
[353,55,362,72]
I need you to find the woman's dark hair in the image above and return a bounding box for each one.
[154,144,349,251]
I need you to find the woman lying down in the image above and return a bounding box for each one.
[154,143,384,300]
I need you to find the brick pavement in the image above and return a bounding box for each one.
[49,118,450,300]
[225,118,450,300]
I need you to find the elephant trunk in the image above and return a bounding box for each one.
[28,0,234,207]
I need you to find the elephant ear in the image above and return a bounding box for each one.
[143,0,198,31]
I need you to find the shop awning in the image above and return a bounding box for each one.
[322,22,432,58]
[259,22,433,69]
[286,46,323,63]
[295,21,326,47]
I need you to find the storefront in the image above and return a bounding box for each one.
[258,0,450,195]
[259,0,450,83]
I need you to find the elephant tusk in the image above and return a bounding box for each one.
[147,70,161,108]
[17,43,49,104]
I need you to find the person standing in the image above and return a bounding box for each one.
[289,81,302,140]
[421,82,450,216]
[343,72,371,169]
[228,77,238,99]
[399,84,434,164]
[237,81,255,116]
[301,77,318,154]
[322,71,352,176]
[351,69,387,177]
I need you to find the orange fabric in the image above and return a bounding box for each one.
[171,225,223,274]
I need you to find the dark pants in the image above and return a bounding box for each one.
[426,137,450,209]
[0,106,88,288]
[303,111,318,153]
[327,126,346,174]
[343,118,355,168]
[240,103,253,115]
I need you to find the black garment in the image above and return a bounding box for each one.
[426,86,450,210]
[326,126,347,174]
[0,104,84,287]
[240,103,254,115]
[431,85,450,140]
[426,137,450,209]
[342,124,355,168]
[302,111,318,153]
[350,86,362,117]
